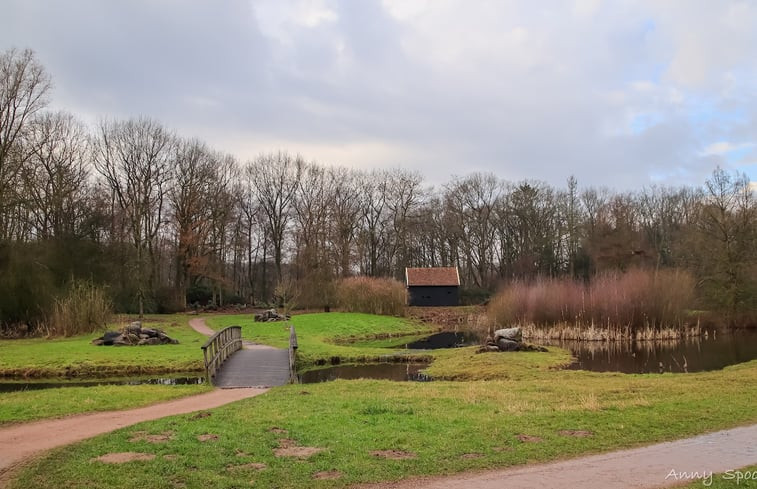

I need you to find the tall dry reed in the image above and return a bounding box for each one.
[488,268,696,339]
[336,276,407,316]
[46,280,113,337]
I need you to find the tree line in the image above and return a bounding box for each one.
[1,48,755,331]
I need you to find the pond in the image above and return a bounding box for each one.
[0,376,206,393]
[402,331,480,349]
[298,363,431,383]
[541,330,757,374]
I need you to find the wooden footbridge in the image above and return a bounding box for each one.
[201,325,297,388]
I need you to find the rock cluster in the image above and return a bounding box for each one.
[92,322,179,346]
[254,309,291,322]
[477,327,547,353]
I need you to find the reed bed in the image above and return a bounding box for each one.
[488,269,699,340]
[335,276,407,316]
[44,280,112,337]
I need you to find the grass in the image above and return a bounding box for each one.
[681,466,757,488]
[10,358,757,489]
[0,315,207,378]
[6,311,757,488]
[207,312,435,368]
[0,383,212,425]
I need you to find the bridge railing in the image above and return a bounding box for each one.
[289,324,298,383]
[201,325,242,383]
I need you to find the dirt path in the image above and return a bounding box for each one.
[0,387,267,487]
[189,316,279,351]
[354,423,757,489]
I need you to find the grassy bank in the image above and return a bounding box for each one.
[208,312,436,368]
[682,466,757,488]
[11,357,757,489]
[0,383,212,425]
[0,315,206,378]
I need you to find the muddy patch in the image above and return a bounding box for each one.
[313,470,342,480]
[516,434,542,443]
[460,453,483,459]
[129,431,175,443]
[268,427,289,435]
[227,462,267,472]
[273,438,324,458]
[163,455,179,461]
[197,434,219,442]
[558,430,594,437]
[190,412,212,420]
[370,450,417,460]
[93,452,156,464]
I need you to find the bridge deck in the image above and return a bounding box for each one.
[213,347,290,388]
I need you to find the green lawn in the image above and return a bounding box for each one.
[6,312,757,488]
[0,315,207,378]
[683,466,757,488]
[10,359,757,489]
[0,383,212,425]
[208,312,435,367]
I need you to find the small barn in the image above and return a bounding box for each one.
[405,267,460,307]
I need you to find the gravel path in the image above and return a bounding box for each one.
[354,424,757,489]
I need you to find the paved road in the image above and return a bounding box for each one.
[354,424,757,489]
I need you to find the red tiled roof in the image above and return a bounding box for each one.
[405,267,460,287]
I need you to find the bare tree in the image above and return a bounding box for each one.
[23,111,89,240]
[92,117,174,317]
[0,48,52,240]
[246,151,302,290]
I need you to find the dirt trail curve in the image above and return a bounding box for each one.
[355,424,757,489]
[0,317,268,488]
[189,316,279,351]
[0,387,267,487]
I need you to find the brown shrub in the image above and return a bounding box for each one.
[336,276,407,316]
[45,280,112,337]
[488,268,695,333]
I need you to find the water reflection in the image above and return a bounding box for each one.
[403,331,480,349]
[541,331,757,373]
[0,376,205,393]
[298,363,431,383]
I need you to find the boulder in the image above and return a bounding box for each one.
[125,322,142,334]
[496,338,521,351]
[254,309,291,322]
[493,327,522,342]
[92,324,179,346]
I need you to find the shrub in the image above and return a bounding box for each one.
[336,276,407,316]
[46,280,113,337]
[488,268,695,333]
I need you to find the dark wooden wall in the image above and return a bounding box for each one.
[407,286,459,307]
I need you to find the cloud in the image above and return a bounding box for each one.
[1,0,756,189]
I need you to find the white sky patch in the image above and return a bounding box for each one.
[252,0,337,44]
[702,141,755,156]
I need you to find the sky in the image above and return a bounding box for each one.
[2,0,756,190]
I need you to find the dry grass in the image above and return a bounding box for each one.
[335,276,407,316]
[488,269,697,338]
[44,280,112,337]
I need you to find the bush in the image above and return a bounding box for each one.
[336,276,407,316]
[46,280,113,337]
[488,268,695,332]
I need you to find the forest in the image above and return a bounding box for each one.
[1,48,755,334]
